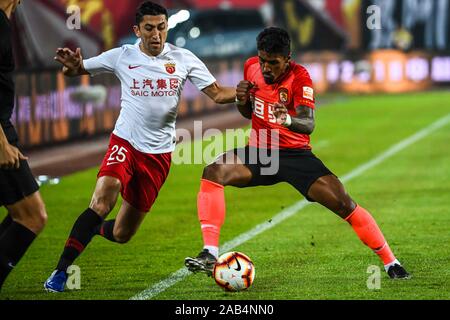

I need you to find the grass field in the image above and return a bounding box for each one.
[1,91,450,300]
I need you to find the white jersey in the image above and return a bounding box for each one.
[83,42,216,153]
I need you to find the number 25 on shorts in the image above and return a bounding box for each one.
[107,145,128,166]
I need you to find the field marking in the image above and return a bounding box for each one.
[130,113,450,300]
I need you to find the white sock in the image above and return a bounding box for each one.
[204,246,219,258]
[384,259,401,272]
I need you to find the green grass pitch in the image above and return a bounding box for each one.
[1,91,450,300]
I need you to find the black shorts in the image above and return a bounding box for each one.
[0,123,39,207]
[234,146,334,201]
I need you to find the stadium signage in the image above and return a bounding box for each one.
[300,51,450,93]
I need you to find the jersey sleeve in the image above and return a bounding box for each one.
[292,67,315,109]
[243,56,259,81]
[185,50,216,91]
[83,47,123,76]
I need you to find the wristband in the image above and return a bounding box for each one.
[282,114,292,127]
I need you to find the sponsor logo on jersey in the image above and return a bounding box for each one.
[278,88,289,104]
[303,86,314,101]
[253,96,276,124]
[165,62,176,74]
[129,78,180,97]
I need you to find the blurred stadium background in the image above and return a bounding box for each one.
[1,0,450,300]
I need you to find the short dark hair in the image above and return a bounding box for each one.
[257,27,291,57]
[136,1,168,25]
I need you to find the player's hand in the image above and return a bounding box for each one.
[236,80,256,106]
[54,47,83,75]
[0,143,28,170]
[272,102,289,125]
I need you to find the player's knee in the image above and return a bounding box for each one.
[113,229,134,244]
[90,200,113,217]
[30,203,47,233]
[14,200,47,234]
[90,179,121,216]
[334,198,355,218]
[36,205,48,231]
[202,164,226,185]
[90,193,117,217]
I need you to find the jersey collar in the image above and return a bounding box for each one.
[158,43,171,57]
[273,61,293,84]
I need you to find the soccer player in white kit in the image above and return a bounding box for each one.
[44,1,237,292]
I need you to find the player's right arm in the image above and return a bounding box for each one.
[234,57,259,120]
[54,47,122,77]
[235,80,253,119]
[54,48,89,77]
[0,126,27,169]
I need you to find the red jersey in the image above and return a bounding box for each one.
[244,56,315,150]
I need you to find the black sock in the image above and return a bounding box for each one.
[0,215,13,237]
[0,222,37,289]
[94,220,117,243]
[56,208,103,272]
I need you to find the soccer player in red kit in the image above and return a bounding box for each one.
[185,27,410,280]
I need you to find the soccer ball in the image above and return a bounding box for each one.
[213,251,255,291]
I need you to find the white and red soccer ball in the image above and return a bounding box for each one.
[213,252,255,291]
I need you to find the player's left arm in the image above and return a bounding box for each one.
[273,104,315,134]
[275,69,316,134]
[202,82,236,104]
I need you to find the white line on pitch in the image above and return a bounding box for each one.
[130,113,450,300]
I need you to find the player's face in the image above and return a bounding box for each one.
[134,14,168,56]
[258,51,290,84]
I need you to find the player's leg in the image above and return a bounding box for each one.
[4,192,47,233]
[185,150,253,275]
[307,175,410,279]
[198,150,253,255]
[0,191,47,289]
[56,175,121,270]
[94,151,171,244]
[95,200,146,244]
[0,155,46,290]
[306,174,356,219]
[44,176,121,292]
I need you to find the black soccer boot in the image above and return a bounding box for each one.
[185,249,217,277]
[387,264,411,279]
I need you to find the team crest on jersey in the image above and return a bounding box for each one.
[165,62,176,74]
[278,88,289,104]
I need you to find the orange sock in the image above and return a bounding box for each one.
[345,205,396,265]
[197,179,225,248]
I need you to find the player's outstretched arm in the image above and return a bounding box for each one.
[202,82,236,104]
[273,104,315,134]
[54,47,89,77]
